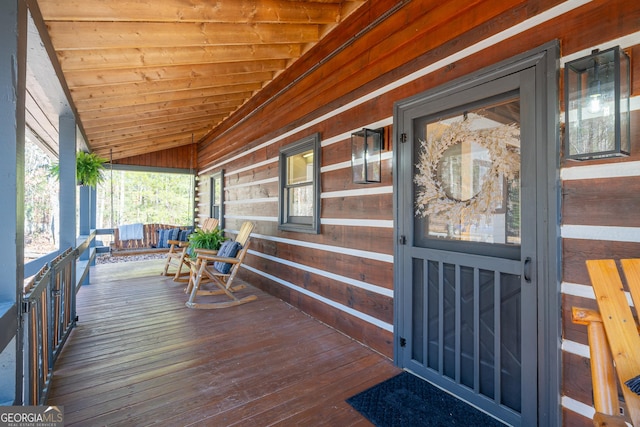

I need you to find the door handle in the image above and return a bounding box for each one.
[523,257,532,283]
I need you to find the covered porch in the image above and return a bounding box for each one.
[46,259,400,425]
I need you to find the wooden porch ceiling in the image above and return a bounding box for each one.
[34,0,365,161]
[47,259,399,424]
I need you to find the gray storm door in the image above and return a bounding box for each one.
[394,50,554,426]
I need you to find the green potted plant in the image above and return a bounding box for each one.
[187,227,226,259]
[49,151,107,187]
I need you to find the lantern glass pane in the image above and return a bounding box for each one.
[351,129,382,183]
[619,49,631,155]
[565,47,630,160]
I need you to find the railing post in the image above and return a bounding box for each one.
[22,265,52,405]
[49,248,76,363]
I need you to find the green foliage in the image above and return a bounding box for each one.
[97,169,193,227]
[76,151,107,187]
[188,228,226,258]
[49,151,108,188]
[25,140,57,253]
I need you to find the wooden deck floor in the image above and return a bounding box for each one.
[47,260,401,426]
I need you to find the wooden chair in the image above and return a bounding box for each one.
[185,221,257,309]
[571,259,640,427]
[162,217,219,281]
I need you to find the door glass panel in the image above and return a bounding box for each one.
[414,99,521,252]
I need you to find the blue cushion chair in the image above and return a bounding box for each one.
[162,219,218,281]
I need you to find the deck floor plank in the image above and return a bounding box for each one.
[47,260,400,426]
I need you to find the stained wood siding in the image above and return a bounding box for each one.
[113,144,196,169]
[196,1,640,425]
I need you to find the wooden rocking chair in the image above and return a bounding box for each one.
[571,259,640,427]
[185,221,257,309]
[162,217,219,281]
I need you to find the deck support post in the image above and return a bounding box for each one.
[0,0,27,406]
[59,114,77,253]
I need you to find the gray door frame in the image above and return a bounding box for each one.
[393,41,560,426]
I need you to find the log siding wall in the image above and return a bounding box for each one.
[195,1,640,425]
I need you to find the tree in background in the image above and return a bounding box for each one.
[97,169,193,228]
[24,139,58,257]
[24,139,194,257]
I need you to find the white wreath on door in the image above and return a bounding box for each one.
[414,118,520,226]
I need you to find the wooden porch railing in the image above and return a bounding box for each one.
[22,247,77,405]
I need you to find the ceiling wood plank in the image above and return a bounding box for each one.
[94,130,213,160]
[81,106,237,127]
[69,72,272,100]
[46,22,319,50]
[75,82,263,111]
[91,114,225,141]
[57,44,301,72]
[86,112,231,136]
[33,0,366,161]
[63,60,287,87]
[39,0,343,24]
[80,92,250,118]
[91,127,214,148]
[90,120,216,146]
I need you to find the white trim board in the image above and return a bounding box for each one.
[249,249,393,298]
[242,263,394,332]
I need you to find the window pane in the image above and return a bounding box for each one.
[279,133,319,234]
[288,185,313,217]
[287,150,313,185]
[213,177,220,204]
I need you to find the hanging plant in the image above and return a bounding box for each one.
[49,151,108,188]
[414,118,520,226]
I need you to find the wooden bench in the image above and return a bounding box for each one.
[572,259,640,426]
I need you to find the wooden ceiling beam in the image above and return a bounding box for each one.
[38,0,343,24]
[75,82,263,111]
[64,59,287,87]
[57,44,301,72]
[69,72,272,100]
[46,22,319,50]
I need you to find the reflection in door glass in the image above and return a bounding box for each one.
[414,100,521,245]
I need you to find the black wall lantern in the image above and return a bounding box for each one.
[351,128,383,183]
[564,46,630,160]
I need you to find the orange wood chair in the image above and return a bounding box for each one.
[162,217,219,281]
[185,221,256,309]
[572,259,640,427]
